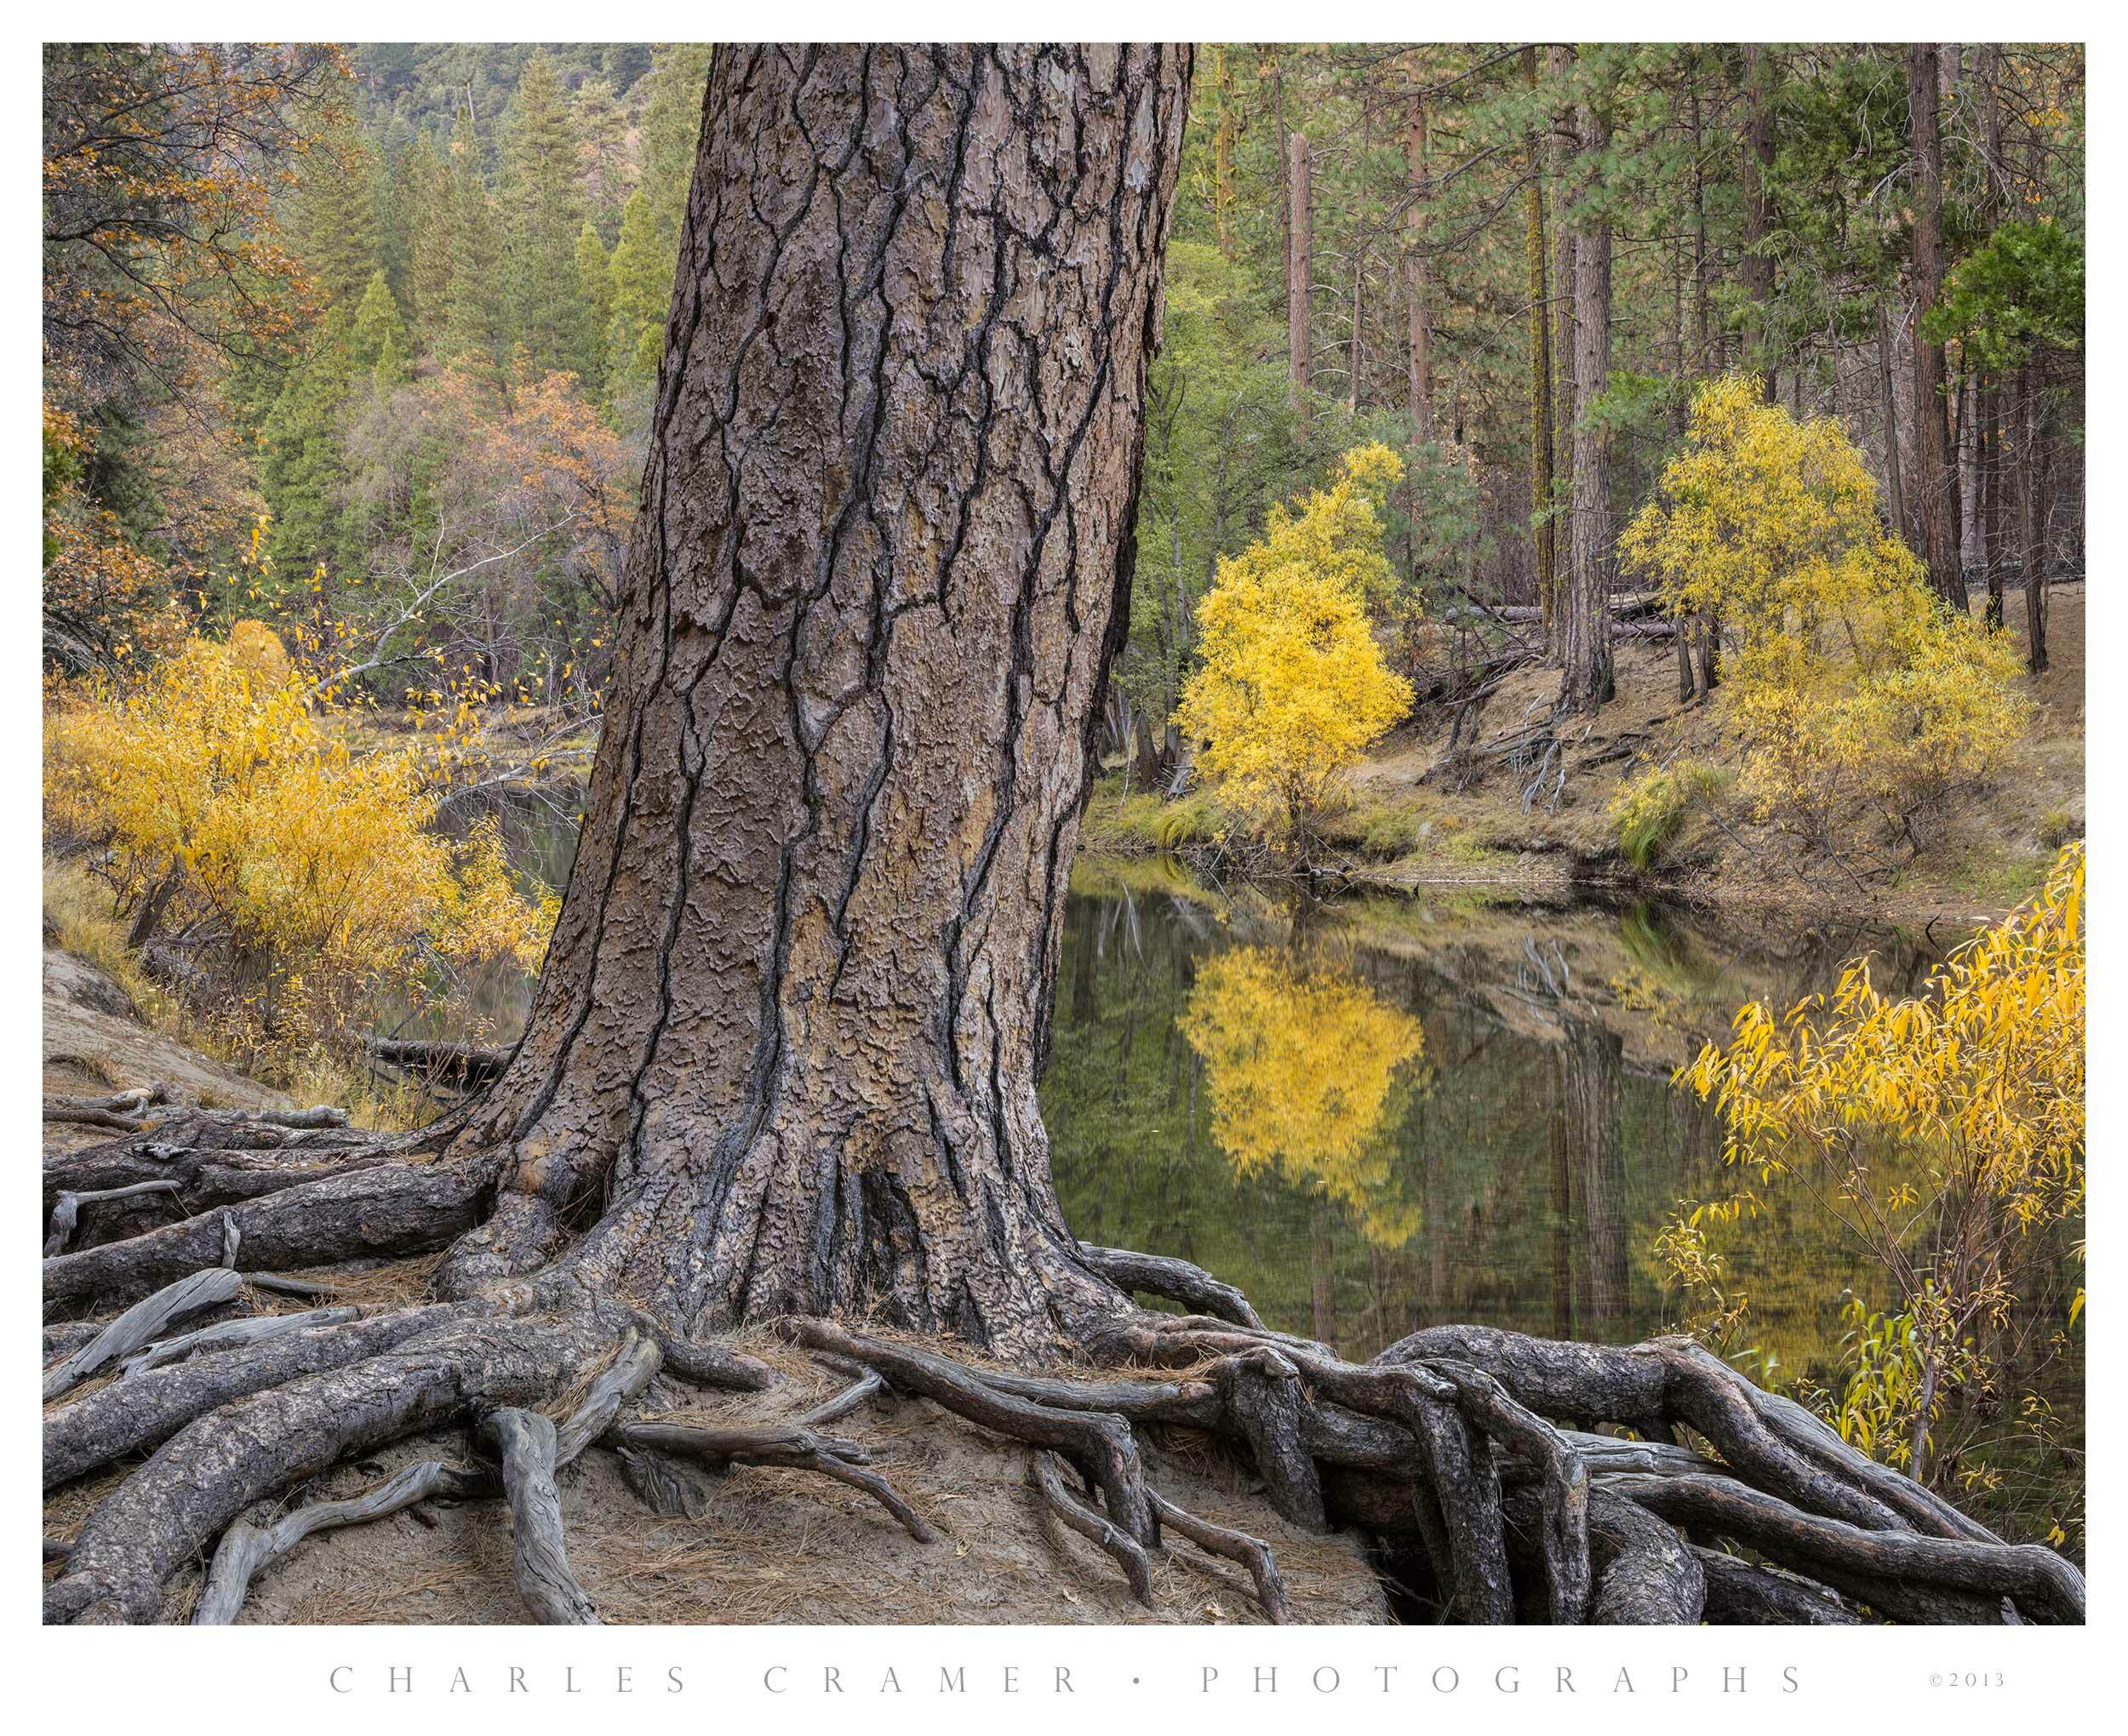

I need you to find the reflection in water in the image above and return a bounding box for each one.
[1178,946,1428,1246]
[457,808,2079,1544]
[1041,881,2080,1533]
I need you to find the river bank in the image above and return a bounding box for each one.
[1087,581,2084,932]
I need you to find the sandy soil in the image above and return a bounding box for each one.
[41,964,1393,1628]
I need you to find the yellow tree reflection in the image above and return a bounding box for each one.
[1180,945,1429,1244]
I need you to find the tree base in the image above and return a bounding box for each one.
[42,1114,2083,1627]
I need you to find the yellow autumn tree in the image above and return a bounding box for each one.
[45,632,555,1051]
[1618,375,2030,855]
[1174,444,1414,848]
[1677,842,2084,1488]
[1179,943,1428,1244]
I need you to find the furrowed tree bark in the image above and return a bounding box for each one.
[435,44,1193,1359]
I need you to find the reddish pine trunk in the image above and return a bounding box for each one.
[1906,44,1966,612]
[444,45,1193,1358]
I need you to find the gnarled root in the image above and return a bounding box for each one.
[1031,1449,1153,1604]
[483,1408,601,1625]
[41,1176,2072,1629]
[46,1305,618,1624]
[610,1420,935,1543]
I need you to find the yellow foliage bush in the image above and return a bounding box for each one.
[1677,842,2084,1482]
[45,632,555,1050]
[1174,445,1414,846]
[1620,376,2033,854]
[1178,943,1429,1244]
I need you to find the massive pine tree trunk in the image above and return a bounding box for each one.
[442,44,1190,1356]
[1558,94,1615,713]
[1906,43,1965,612]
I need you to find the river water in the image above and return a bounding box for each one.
[438,807,2081,1547]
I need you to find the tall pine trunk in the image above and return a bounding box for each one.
[1558,91,1614,713]
[1906,43,1965,612]
[1739,45,1778,400]
[2022,361,2051,672]
[1287,129,1312,413]
[1404,81,1434,442]
[1523,48,1554,631]
[443,45,1193,1359]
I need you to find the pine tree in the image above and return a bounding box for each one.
[371,327,408,395]
[401,134,456,348]
[349,270,409,374]
[257,311,358,579]
[289,121,384,307]
[438,146,512,397]
[374,112,420,305]
[498,49,596,382]
[574,223,614,400]
[640,44,712,257]
[573,77,634,240]
[604,188,669,409]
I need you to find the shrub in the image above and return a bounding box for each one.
[1677,842,2085,1490]
[1174,446,1414,851]
[1620,377,2033,859]
[1609,760,1732,871]
[45,633,555,1054]
[2040,807,2084,850]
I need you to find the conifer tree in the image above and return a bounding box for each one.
[574,223,614,399]
[400,134,456,347]
[639,44,712,257]
[349,269,409,374]
[572,76,634,240]
[438,146,512,397]
[290,120,385,307]
[498,49,596,382]
[604,187,668,409]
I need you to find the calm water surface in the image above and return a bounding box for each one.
[434,809,2083,1544]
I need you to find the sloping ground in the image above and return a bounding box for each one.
[219,1341,1389,1627]
[40,955,1391,1627]
[43,950,289,1126]
[1342,582,2080,926]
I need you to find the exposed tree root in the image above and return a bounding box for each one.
[1693,1547,1864,1625]
[194,1460,483,1625]
[117,1304,364,1378]
[1148,1489,1291,1625]
[43,1266,245,1402]
[1076,1244,1263,1328]
[43,1162,487,1315]
[1030,1449,1153,1605]
[611,1421,935,1543]
[483,1408,601,1625]
[46,1180,180,1255]
[38,1128,2079,1629]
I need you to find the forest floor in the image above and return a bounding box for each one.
[1085,581,2085,930]
[38,947,1391,1626]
